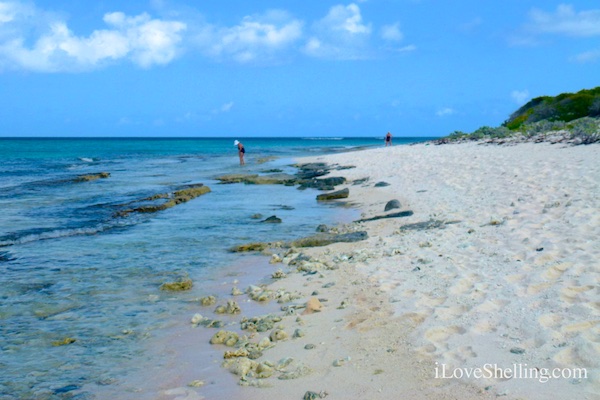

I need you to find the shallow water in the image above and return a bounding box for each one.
[0,137,430,399]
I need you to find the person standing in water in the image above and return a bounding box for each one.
[234,140,245,165]
[385,132,392,146]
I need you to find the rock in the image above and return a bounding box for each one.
[241,314,282,332]
[294,162,330,179]
[304,391,319,400]
[216,173,297,185]
[224,348,249,359]
[230,242,269,252]
[384,199,401,211]
[250,213,263,219]
[262,215,282,223]
[293,329,305,338]
[188,380,205,387]
[231,287,243,296]
[271,269,287,279]
[270,254,283,264]
[52,337,76,346]
[256,362,274,378]
[316,224,329,232]
[117,184,211,216]
[269,329,289,342]
[357,210,413,223]
[304,344,315,350]
[289,231,368,248]
[222,357,258,378]
[210,330,239,347]
[299,176,346,190]
[316,188,349,201]
[278,365,312,380]
[303,297,323,314]
[215,300,241,314]
[258,337,271,349]
[191,313,205,325]
[374,181,390,187]
[73,172,110,182]
[200,295,217,306]
[510,347,526,355]
[160,278,193,291]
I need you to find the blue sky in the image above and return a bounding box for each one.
[0,1,598,137]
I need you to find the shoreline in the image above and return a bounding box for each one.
[91,140,598,399]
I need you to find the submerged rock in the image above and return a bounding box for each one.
[117,184,211,216]
[160,278,193,291]
[262,215,282,223]
[52,337,76,346]
[200,295,217,306]
[73,172,110,182]
[230,242,270,252]
[316,188,349,201]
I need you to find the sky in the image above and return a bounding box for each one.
[0,1,598,137]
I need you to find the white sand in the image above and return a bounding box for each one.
[159,142,600,400]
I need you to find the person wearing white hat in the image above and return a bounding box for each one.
[234,140,245,165]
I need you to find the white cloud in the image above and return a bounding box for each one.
[511,90,530,105]
[303,3,372,59]
[460,17,483,32]
[570,49,600,63]
[381,23,403,41]
[528,4,600,37]
[436,107,455,117]
[195,10,303,64]
[0,3,186,72]
[214,101,234,113]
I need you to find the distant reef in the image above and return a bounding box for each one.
[436,86,600,145]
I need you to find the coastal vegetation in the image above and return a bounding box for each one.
[440,86,600,144]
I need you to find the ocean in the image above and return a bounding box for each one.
[0,137,431,399]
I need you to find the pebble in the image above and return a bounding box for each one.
[304,344,316,350]
[510,347,526,354]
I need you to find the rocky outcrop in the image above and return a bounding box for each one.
[231,230,368,252]
[316,188,349,201]
[116,184,211,216]
[288,231,368,248]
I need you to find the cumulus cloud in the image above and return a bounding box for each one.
[0,1,186,72]
[381,23,403,41]
[511,89,530,105]
[436,107,455,117]
[194,10,303,64]
[570,49,600,63]
[528,4,600,37]
[303,3,372,59]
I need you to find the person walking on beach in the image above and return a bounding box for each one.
[385,132,393,146]
[234,140,245,165]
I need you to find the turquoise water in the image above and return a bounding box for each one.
[0,137,431,399]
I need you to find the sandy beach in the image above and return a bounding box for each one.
[157,141,599,400]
